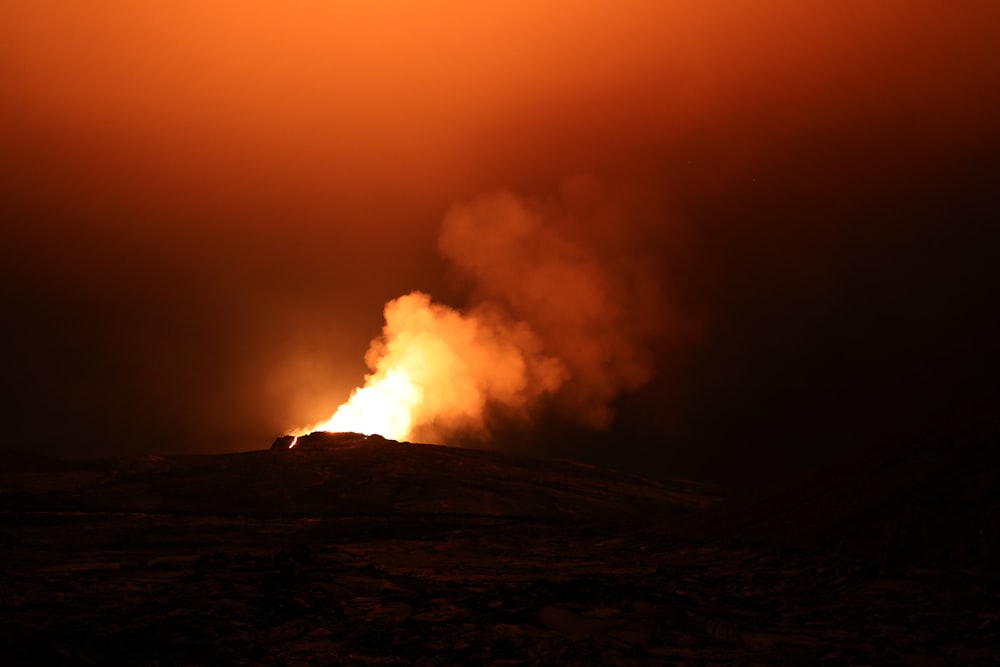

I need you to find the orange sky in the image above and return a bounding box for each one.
[2,2,998,476]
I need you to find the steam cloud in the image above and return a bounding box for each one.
[333,178,687,444]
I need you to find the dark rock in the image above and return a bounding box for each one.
[270,431,383,452]
[0,440,996,665]
[270,435,296,451]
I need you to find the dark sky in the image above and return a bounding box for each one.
[2,2,998,481]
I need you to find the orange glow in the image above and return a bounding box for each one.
[2,2,997,456]
[297,367,422,441]
[288,183,693,444]
[290,287,567,443]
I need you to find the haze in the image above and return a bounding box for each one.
[2,1,997,481]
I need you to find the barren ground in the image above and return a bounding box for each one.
[1,433,997,665]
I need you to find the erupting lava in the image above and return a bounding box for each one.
[296,367,422,441]
[288,185,678,445]
[288,287,565,444]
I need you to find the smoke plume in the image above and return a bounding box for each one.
[306,178,691,444]
[439,182,678,430]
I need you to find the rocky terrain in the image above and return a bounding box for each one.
[1,428,997,665]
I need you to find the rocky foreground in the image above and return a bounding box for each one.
[1,432,997,665]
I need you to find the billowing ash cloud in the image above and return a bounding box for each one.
[310,177,697,444]
[438,180,686,430]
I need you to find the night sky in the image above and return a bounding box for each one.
[2,2,998,482]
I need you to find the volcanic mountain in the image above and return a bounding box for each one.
[0,432,715,519]
[1,426,997,665]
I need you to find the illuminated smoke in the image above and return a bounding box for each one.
[439,182,670,429]
[297,179,682,442]
[298,290,565,441]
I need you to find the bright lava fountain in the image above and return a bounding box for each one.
[292,367,423,441]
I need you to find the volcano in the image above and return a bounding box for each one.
[1,431,998,665]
